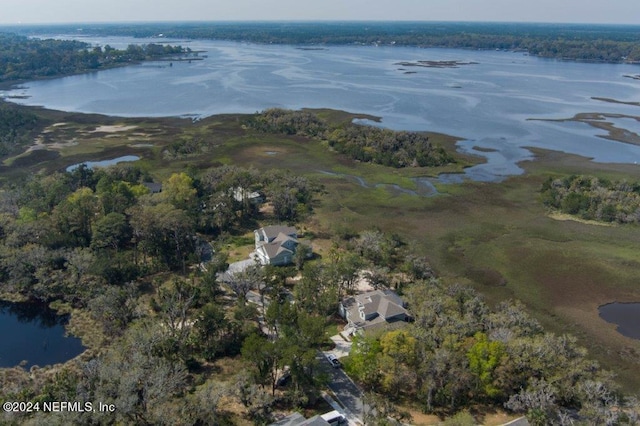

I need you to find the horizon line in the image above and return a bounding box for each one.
[1,19,640,27]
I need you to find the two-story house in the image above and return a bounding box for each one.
[254,225,298,266]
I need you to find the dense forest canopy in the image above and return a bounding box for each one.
[344,282,636,425]
[0,33,190,82]
[0,102,636,423]
[0,105,43,157]
[1,156,636,423]
[0,162,316,300]
[248,108,454,168]
[5,21,640,63]
[541,175,640,223]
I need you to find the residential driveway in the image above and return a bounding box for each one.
[329,335,352,358]
[217,257,256,282]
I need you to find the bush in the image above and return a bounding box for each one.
[443,410,476,426]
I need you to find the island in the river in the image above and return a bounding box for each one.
[394,60,479,68]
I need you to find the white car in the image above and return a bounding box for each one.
[325,353,342,368]
[321,410,347,425]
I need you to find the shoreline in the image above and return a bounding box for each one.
[6,98,640,182]
[530,112,640,147]
[0,51,197,91]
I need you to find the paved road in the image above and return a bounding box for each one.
[317,352,365,424]
[217,257,366,423]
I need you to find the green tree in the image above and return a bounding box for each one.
[87,323,188,425]
[294,262,339,316]
[561,192,589,215]
[155,279,200,359]
[466,332,505,399]
[333,251,363,296]
[241,333,284,395]
[129,202,195,271]
[199,252,229,302]
[89,283,138,336]
[443,410,476,426]
[91,212,131,254]
[505,378,559,426]
[193,302,242,360]
[96,178,137,214]
[52,187,99,246]
[345,334,382,391]
[293,242,311,271]
[162,172,198,213]
[378,330,418,394]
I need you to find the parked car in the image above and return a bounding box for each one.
[326,353,341,368]
[321,410,347,425]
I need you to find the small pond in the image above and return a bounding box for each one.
[66,155,140,172]
[0,301,85,369]
[599,302,640,340]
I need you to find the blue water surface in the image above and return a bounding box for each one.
[0,301,85,369]
[3,37,640,181]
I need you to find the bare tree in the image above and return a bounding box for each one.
[228,264,264,301]
[156,279,199,354]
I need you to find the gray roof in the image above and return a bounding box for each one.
[143,182,162,193]
[360,294,382,316]
[378,297,407,318]
[257,228,299,262]
[270,413,306,426]
[300,416,330,426]
[262,241,294,259]
[343,290,408,328]
[261,225,297,241]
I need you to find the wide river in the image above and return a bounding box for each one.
[3,36,640,181]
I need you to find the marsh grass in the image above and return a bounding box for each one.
[3,107,640,392]
[314,150,640,391]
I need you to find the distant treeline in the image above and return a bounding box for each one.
[541,175,640,223]
[0,33,190,82]
[9,22,640,63]
[248,108,454,168]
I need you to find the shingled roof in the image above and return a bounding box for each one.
[341,289,409,329]
[260,225,297,241]
[255,226,300,266]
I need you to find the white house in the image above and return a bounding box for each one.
[254,225,299,266]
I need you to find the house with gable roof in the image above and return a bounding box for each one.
[254,225,299,266]
[339,289,409,331]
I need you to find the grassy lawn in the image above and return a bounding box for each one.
[223,233,257,263]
